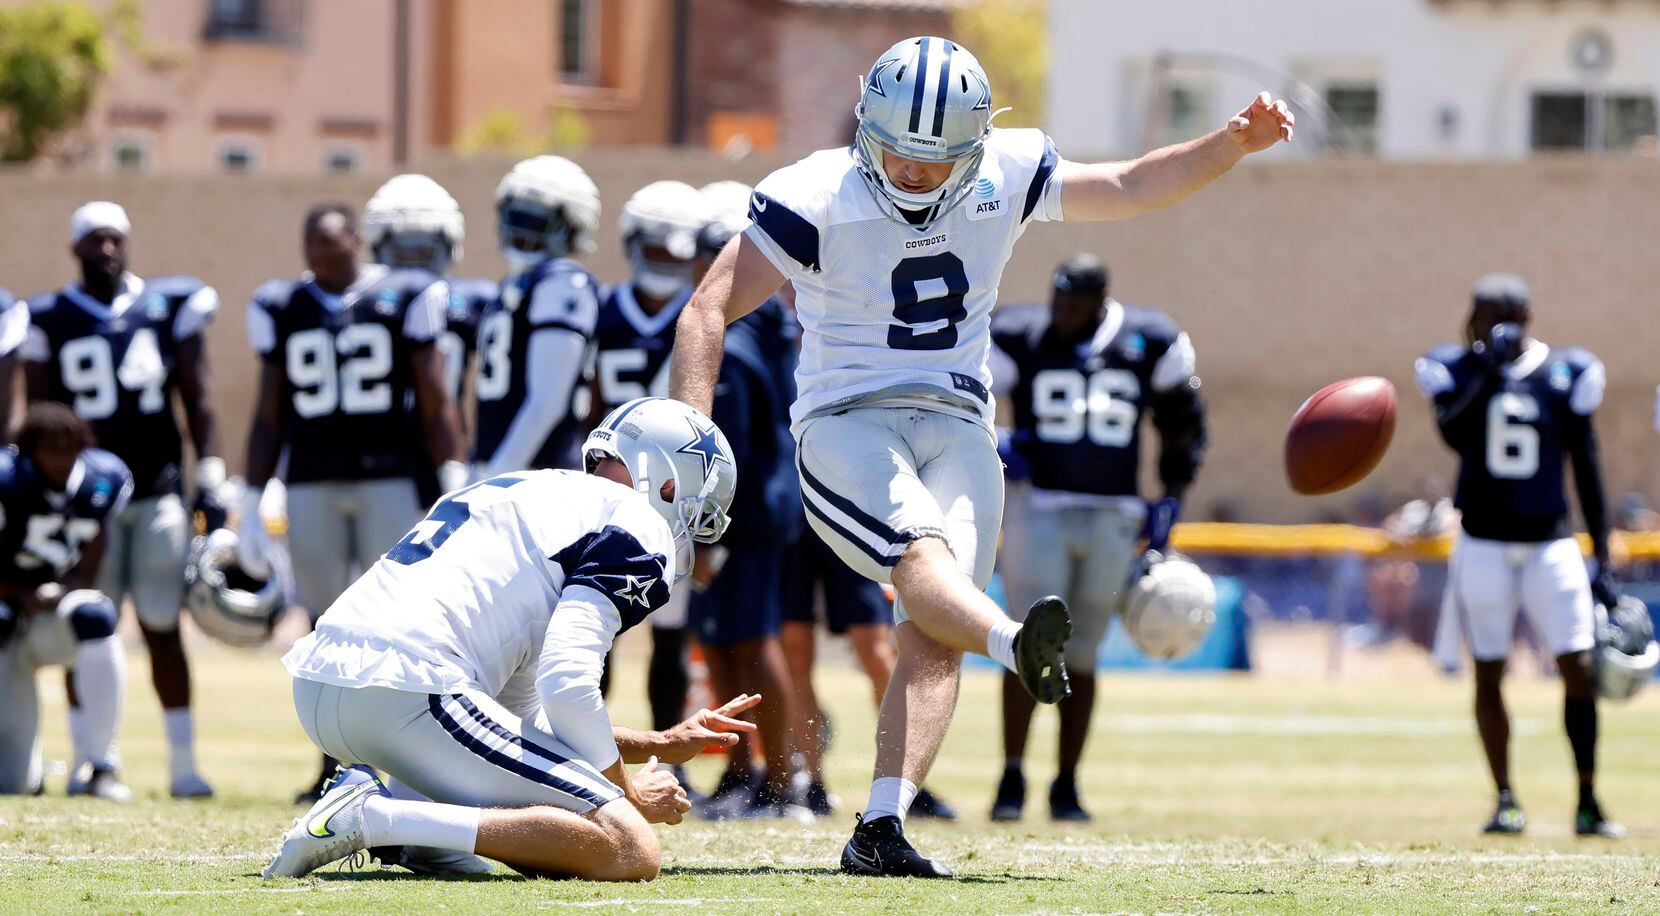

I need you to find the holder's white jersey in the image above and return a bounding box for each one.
[283,470,674,705]
[744,127,1065,436]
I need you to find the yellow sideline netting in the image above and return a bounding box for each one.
[1171,523,1660,562]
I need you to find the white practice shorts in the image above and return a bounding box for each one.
[97,494,191,632]
[1000,487,1144,671]
[1447,534,1595,662]
[292,678,622,814]
[285,478,423,613]
[796,406,1002,625]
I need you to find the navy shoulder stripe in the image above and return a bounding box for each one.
[1021,138,1061,223]
[748,192,820,272]
[551,524,672,631]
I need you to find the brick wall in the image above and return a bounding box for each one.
[3,152,1657,522]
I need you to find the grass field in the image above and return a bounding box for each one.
[2,630,1658,914]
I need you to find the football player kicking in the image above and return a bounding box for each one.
[1417,274,1623,838]
[23,202,225,798]
[262,398,748,881]
[987,254,1205,822]
[670,36,1292,876]
[0,405,132,798]
[241,203,466,802]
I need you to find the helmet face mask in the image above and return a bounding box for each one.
[1595,595,1658,701]
[494,155,601,273]
[373,230,454,275]
[364,174,464,274]
[498,197,577,271]
[184,528,284,647]
[619,181,707,299]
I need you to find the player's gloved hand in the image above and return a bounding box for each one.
[630,756,691,825]
[192,457,230,535]
[237,488,272,579]
[1142,496,1181,553]
[1475,322,1524,371]
[998,428,1031,482]
[1591,563,1621,610]
[655,693,761,764]
[437,460,469,497]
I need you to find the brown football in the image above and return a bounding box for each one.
[1284,376,1397,496]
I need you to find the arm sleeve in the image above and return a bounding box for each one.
[247,297,276,356]
[1021,133,1064,224]
[1414,354,1497,450]
[1150,378,1207,498]
[1150,332,1196,393]
[0,299,30,359]
[481,329,587,476]
[402,279,449,343]
[1566,412,1611,565]
[172,285,221,341]
[743,167,822,280]
[535,584,624,769]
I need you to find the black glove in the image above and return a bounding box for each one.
[1475,321,1524,371]
[1592,564,1620,610]
[0,602,16,650]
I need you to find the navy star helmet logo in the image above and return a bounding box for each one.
[616,574,657,609]
[676,417,730,477]
[866,57,902,98]
[965,70,991,111]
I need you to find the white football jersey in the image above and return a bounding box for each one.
[745,127,1064,436]
[282,470,675,702]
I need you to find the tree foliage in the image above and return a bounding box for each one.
[0,1,111,163]
[952,0,1047,129]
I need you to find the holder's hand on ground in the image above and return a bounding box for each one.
[653,693,762,765]
[630,757,691,825]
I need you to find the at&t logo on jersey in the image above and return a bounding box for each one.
[968,177,1003,220]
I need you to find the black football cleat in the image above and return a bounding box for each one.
[989,769,1025,822]
[840,814,953,878]
[1481,791,1526,835]
[1015,596,1072,704]
[1575,799,1625,839]
[909,787,958,821]
[803,780,836,817]
[1048,777,1092,823]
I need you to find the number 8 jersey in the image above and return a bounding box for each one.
[248,265,447,484]
[744,127,1064,437]
[24,274,218,499]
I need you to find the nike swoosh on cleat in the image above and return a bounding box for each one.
[847,842,882,872]
[306,781,379,839]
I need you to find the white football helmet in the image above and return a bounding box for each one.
[582,397,736,582]
[495,155,601,273]
[1123,552,1217,660]
[364,174,465,274]
[1595,595,1657,701]
[854,36,1000,231]
[184,528,285,647]
[697,180,753,259]
[619,180,707,299]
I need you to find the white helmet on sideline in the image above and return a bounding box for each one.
[582,397,736,582]
[364,174,465,274]
[1123,552,1216,660]
[495,155,601,273]
[618,180,707,299]
[1595,595,1657,701]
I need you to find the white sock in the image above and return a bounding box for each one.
[361,795,481,853]
[987,618,1021,674]
[164,708,199,782]
[71,636,126,771]
[68,708,88,770]
[864,776,919,825]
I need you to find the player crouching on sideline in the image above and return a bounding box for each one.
[0,404,133,798]
[263,398,753,881]
[1417,274,1622,838]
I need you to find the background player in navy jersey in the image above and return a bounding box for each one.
[240,202,465,802]
[987,254,1206,822]
[0,404,132,799]
[592,180,709,776]
[470,156,602,481]
[362,174,496,505]
[22,202,225,798]
[1416,274,1622,838]
[0,289,26,441]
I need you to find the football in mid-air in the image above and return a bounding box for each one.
[1284,376,1397,496]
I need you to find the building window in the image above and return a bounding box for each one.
[111,134,151,173]
[558,0,598,83]
[1324,84,1379,155]
[216,137,261,173]
[1532,91,1657,152]
[1161,83,1211,145]
[207,0,265,36]
[323,144,361,174]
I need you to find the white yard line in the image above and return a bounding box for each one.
[543,898,786,909]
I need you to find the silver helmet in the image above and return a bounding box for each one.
[1595,595,1657,701]
[184,527,285,647]
[854,36,998,230]
[582,397,736,581]
[495,155,601,273]
[364,174,465,274]
[1123,552,1216,660]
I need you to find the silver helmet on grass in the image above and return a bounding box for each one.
[582,397,736,582]
[496,155,601,273]
[184,527,285,647]
[1594,595,1657,701]
[364,174,465,274]
[1123,552,1217,660]
[854,36,1000,230]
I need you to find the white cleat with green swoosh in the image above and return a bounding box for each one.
[262,766,386,878]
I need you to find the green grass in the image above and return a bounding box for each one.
[2,636,1658,913]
